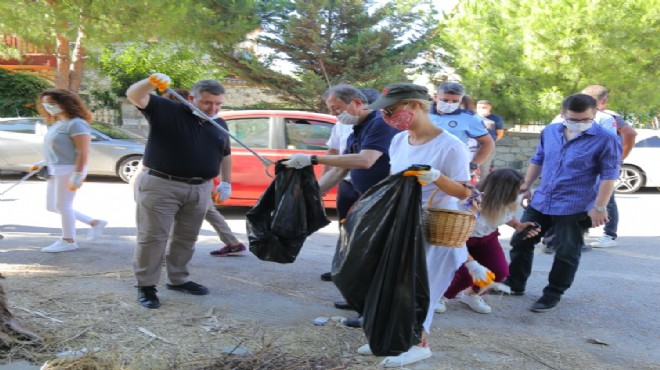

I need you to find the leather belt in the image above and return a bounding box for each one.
[147,169,209,185]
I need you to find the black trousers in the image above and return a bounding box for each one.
[336,180,362,221]
[508,206,588,298]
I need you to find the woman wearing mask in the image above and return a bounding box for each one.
[32,89,107,252]
[356,83,494,367]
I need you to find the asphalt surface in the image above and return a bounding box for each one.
[1,174,659,369]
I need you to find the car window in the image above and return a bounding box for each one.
[91,123,145,140]
[0,119,40,134]
[226,118,270,148]
[285,119,333,150]
[635,135,660,148]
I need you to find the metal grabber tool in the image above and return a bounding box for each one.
[164,88,275,178]
[0,169,39,197]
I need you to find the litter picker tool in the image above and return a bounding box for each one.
[164,88,275,177]
[0,169,39,197]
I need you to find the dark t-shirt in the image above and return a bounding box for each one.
[138,95,230,179]
[345,110,399,194]
[483,113,504,142]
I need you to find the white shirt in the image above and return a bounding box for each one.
[325,122,354,155]
[471,211,515,238]
[389,130,471,210]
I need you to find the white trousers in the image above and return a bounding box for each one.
[422,245,468,333]
[46,169,94,239]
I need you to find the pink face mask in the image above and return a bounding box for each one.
[382,109,415,130]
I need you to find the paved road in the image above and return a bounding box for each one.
[1,175,659,369]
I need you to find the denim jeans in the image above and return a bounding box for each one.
[604,193,618,239]
[508,206,588,298]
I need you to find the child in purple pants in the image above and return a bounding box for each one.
[435,169,540,314]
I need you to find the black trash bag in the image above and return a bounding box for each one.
[332,166,429,356]
[246,161,330,263]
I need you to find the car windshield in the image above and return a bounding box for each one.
[91,123,145,140]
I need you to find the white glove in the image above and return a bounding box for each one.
[416,168,441,185]
[214,182,232,201]
[282,154,312,169]
[465,260,495,288]
[148,73,171,92]
[69,172,85,190]
[29,160,46,172]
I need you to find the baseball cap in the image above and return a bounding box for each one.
[438,82,465,95]
[366,83,432,110]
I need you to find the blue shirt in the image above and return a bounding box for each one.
[482,113,504,142]
[530,123,621,215]
[429,109,489,144]
[346,110,399,194]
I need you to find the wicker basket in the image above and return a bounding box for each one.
[423,189,477,247]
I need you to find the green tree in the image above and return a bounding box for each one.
[215,0,438,110]
[0,69,51,117]
[0,0,260,94]
[437,0,659,124]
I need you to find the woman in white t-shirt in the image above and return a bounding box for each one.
[31,89,107,253]
[356,83,495,368]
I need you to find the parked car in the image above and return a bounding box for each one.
[615,129,660,194]
[218,110,338,208]
[0,117,145,182]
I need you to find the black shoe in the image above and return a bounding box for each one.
[166,281,209,295]
[343,316,363,328]
[137,286,160,309]
[334,300,354,310]
[581,244,593,252]
[320,272,332,281]
[530,295,560,312]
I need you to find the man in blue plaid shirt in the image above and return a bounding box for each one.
[505,94,621,312]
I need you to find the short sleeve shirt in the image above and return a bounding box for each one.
[43,117,90,165]
[138,95,230,179]
[346,111,399,194]
[429,109,489,144]
[482,113,504,142]
[325,122,354,155]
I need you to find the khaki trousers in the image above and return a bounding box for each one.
[134,173,212,286]
[205,205,239,246]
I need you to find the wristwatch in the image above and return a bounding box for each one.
[310,155,319,165]
[594,205,606,212]
[469,162,479,171]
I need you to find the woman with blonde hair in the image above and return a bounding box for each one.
[32,89,107,252]
[356,83,494,367]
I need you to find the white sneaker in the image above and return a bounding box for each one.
[458,291,491,314]
[380,346,432,368]
[590,235,617,248]
[41,240,79,253]
[357,343,373,355]
[87,220,107,241]
[434,297,449,313]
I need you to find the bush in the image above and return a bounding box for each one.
[0,68,51,117]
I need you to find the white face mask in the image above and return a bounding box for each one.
[192,110,219,120]
[337,109,360,126]
[477,109,490,117]
[437,101,460,114]
[563,120,593,132]
[42,103,63,115]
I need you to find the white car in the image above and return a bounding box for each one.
[615,129,660,194]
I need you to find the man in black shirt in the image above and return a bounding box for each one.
[127,74,231,309]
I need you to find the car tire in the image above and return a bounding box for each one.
[117,155,142,183]
[615,165,644,194]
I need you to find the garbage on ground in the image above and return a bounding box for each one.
[55,347,100,358]
[313,317,330,326]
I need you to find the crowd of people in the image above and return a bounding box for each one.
[24,73,629,368]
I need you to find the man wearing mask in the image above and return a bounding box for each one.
[283,84,399,327]
[430,82,495,176]
[476,100,504,178]
[504,94,621,312]
[126,74,232,309]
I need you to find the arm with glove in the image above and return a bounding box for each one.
[68,132,90,191]
[29,160,46,173]
[407,168,477,201]
[464,258,495,288]
[126,73,172,109]
[212,157,233,204]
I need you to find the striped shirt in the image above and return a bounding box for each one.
[530,123,621,215]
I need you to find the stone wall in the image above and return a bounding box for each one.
[491,130,541,174]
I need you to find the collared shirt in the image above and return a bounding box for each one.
[429,109,489,144]
[530,123,621,215]
[481,113,504,142]
[346,110,398,194]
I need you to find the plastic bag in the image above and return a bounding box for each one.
[246,161,330,263]
[332,166,430,356]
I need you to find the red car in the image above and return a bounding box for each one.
[218,110,338,208]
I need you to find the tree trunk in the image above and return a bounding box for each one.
[55,33,70,90]
[68,24,86,94]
